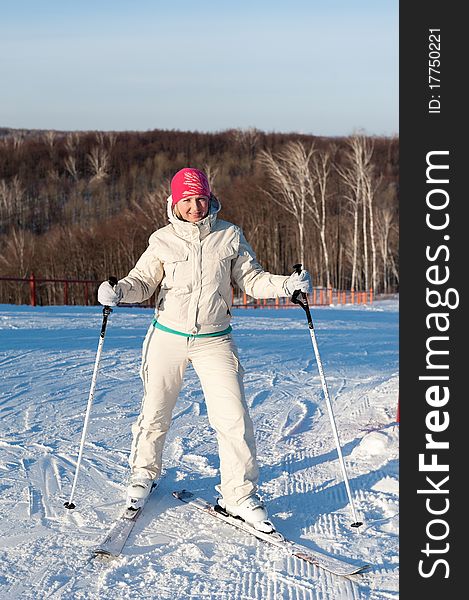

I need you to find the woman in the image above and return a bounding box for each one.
[98,167,311,532]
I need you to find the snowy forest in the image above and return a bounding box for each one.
[0,128,398,305]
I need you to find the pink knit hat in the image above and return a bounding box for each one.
[170,168,211,206]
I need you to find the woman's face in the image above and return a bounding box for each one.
[177,195,210,222]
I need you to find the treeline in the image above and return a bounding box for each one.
[0,127,398,304]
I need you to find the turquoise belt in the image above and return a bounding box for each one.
[152,319,232,338]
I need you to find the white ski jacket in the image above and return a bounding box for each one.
[117,196,290,335]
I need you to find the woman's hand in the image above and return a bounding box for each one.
[284,269,312,295]
[97,280,123,306]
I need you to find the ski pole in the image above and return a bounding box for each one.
[291,264,362,528]
[64,277,117,510]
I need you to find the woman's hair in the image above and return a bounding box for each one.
[173,202,184,220]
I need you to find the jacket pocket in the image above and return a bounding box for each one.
[198,290,231,326]
[157,288,166,311]
[214,245,238,261]
[218,291,231,316]
[202,243,237,289]
[161,250,190,286]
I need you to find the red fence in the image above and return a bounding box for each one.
[0,274,98,306]
[235,288,373,308]
[0,274,373,307]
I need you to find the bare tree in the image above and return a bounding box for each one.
[95,131,105,147]
[202,163,220,196]
[305,148,333,288]
[65,132,80,154]
[12,134,24,153]
[336,135,375,291]
[64,133,81,181]
[258,141,315,264]
[0,180,11,221]
[0,175,26,228]
[43,130,56,151]
[232,127,260,162]
[131,183,168,232]
[0,227,35,276]
[107,132,117,150]
[65,155,79,181]
[88,146,110,182]
[258,141,333,286]
[375,206,397,293]
[86,131,118,183]
[365,172,381,292]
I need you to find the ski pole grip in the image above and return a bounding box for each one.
[292,263,302,275]
[102,276,118,316]
[291,263,303,304]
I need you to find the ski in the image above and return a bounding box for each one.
[93,483,158,557]
[172,489,369,577]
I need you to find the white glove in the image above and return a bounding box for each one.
[97,280,123,306]
[283,269,312,296]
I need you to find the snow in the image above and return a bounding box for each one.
[0,298,399,599]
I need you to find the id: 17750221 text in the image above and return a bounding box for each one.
[428,28,441,114]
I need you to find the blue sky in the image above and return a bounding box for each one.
[1,0,398,136]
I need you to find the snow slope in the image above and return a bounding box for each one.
[0,299,398,599]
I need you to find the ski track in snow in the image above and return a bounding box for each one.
[0,301,398,599]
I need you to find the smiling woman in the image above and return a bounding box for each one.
[96,166,312,531]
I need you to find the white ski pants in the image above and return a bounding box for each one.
[130,327,259,506]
